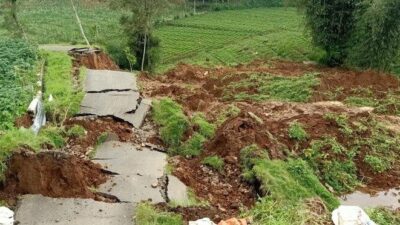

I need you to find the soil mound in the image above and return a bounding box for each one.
[0,151,107,202]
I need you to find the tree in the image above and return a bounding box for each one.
[295,0,361,66]
[347,0,400,71]
[0,0,26,38]
[120,0,174,71]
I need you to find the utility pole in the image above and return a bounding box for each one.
[70,0,91,48]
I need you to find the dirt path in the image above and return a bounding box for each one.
[14,69,188,224]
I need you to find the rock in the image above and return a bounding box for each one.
[224,156,238,164]
[151,182,158,188]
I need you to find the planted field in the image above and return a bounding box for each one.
[156,8,320,71]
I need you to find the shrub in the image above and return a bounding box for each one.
[202,155,224,172]
[288,122,308,141]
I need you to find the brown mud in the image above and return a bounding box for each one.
[0,151,108,206]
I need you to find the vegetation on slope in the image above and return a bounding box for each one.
[0,39,37,130]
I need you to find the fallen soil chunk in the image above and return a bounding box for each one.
[69,48,119,70]
[0,151,107,204]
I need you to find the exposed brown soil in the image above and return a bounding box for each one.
[14,114,33,128]
[140,60,400,219]
[64,117,135,157]
[69,48,119,70]
[0,151,108,206]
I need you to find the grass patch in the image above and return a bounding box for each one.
[345,89,400,116]
[216,104,241,126]
[324,113,353,136]
[44,51,85,123]
[152,98,189,148]
[304,137,359,193]
[202,155,224,172]
[240,144,339,224]
[288,122,308,141]
[66,124,86,138]
[136,202,183,225]
[367,208,400,225]
[192,113,216,138]
[172,133,206,157]
[225,73,320,102]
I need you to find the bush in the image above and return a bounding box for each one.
[367,208,400,225]
[202,155,224,172]
[364,155,391,173]
[39,126,65,148]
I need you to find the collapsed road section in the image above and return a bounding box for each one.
[79,69,151,128]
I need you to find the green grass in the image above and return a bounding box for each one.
[202,155,225,172]
[66,124,86,138]
[191,113,216,138]
[288,122,308,141]
[152,98,189,148]
[367,208,400,225]
[240,150,339,225]
[173,132,206,157]
[224,73,320,102]
[44,51,85,122]
[135,202,183,225]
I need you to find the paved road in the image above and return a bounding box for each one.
[14,69,187,225]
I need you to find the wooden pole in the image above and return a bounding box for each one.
[70,0,91,48]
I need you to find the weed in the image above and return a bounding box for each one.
[66,125,86,138]
[136,202,183,225]
[152,98,189,147]
[202,156,224,172]
[288,122,308,141]
[192,113,216,138]
[169,189,209,207]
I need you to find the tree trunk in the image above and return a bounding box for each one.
[70,0,91,48]
[141,33,147,71]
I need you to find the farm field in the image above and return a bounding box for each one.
[2,1,320,72]
[1,0,400,224]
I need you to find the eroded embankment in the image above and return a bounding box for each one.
[0,151,109,205]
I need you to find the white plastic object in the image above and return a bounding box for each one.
[189,218,217,225]
[332,206,377,225]
[0,207,14,225]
